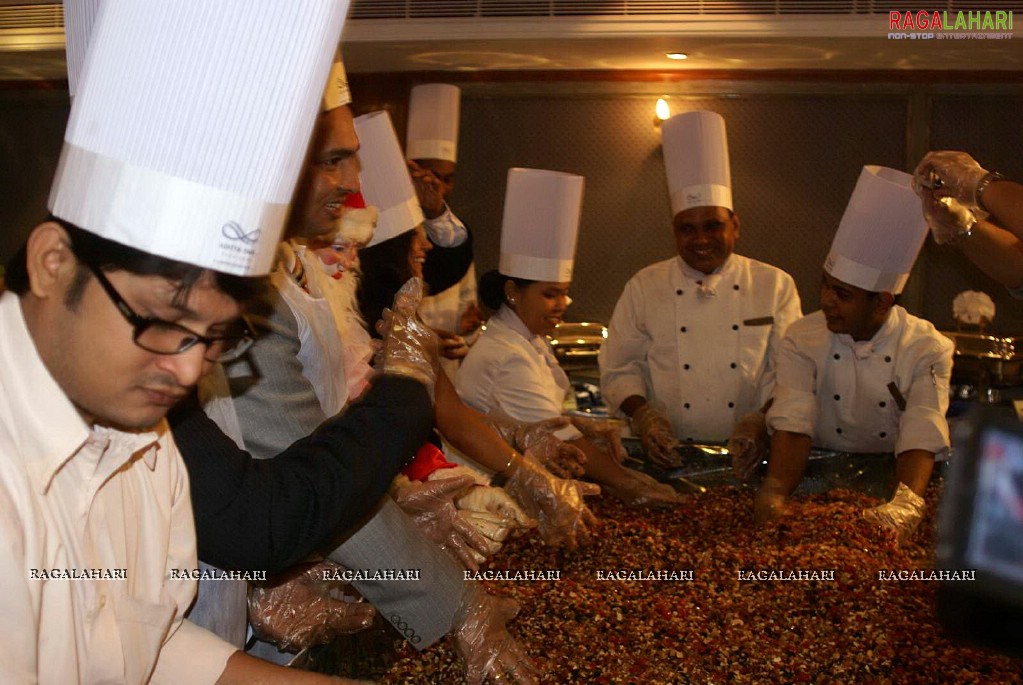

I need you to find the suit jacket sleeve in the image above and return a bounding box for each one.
[170,375,433,573]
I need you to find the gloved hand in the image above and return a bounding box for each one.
[602,468,684,509]
[247,561,375,653]
[452,582,539,685]
[728,411,769,481]
[921,190,978,246]
[913,150,990,208]
[503,451,600,550]
[484,415,588,479]
[753,477,790,526]
[571,415,629,464]
[630,404,682,468]
[428,466,538,550]
[390,474,493,571]
[863,482,926,544]
[375,277,440,398]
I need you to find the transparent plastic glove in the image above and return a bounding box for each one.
[630,404,683,468]
[452,582,539,685]
[503,452,600,550]
[390,474,492,571]
[375,277,440,398]
[571,415,629,464]
[603,468,684,509]
[754,477,790,526]
[863,482,926,544]
[913,150,989,208]
[921,190,978,246]
[727,411,769,481]
[429,468,537,552]
[484,415,588,479]
[247,561,375,653]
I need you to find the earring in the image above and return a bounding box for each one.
[508,298,516,305]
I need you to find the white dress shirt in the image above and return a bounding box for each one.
[767,307,954,456]
[599,254,802,442]
[0,292,236,684]
[423,203,467,248]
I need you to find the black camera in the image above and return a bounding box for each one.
[936,406,1023,658]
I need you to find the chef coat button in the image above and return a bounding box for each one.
[728,402,734,408]
[879,401,887,408]
[684,403,690,409]
[834,394,841,401]
[879,431,887,438]
[680,326,686,333]
[834,353,841,360]
[884,355,892,363]
[732,324,739,331]
[676,289,683,295]
[733,284,740,291]
[730,362,737,369]
[683,364,690,370]
[836,427,843,435]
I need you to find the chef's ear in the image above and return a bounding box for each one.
[24,221,78,300]
[503,279,518,307]
[875,291,895,314]
[730,210,741,240]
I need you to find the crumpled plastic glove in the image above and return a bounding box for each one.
[602,468,684,509]
[921,190,978,246]
[452,582,539,685]
[484,415,588,479]
[503,451,600,550]
[390,474,493,571]
[913,150,990,208]
[375,277,440,398]
[428,466,538,549]
[571,415,629,465]
[863,482,926,544]
[754,477,791,526]
[247,561,375,653]
[727,411,769,481]
[630,404,683,468]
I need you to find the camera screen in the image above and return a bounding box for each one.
[964,427,1023,584]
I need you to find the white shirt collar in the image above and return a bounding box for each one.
[0,293,161,494]
[491,303,538,343]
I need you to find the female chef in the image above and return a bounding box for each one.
[456,167,684,509]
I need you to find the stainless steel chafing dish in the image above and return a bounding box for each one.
[548,321,607,361]
[941,331,1022,390]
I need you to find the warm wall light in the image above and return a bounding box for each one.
[654,98,671,126]
[666,52,688,60]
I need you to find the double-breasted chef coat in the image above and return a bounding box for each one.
[767,306,954,456]
[599,253,802,443]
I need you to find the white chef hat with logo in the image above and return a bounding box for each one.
[50,0,350,276]
[405,84,460,163]
[355,110,424,247]
[661,110,732,216]
[824,165,928,295]
[499,168,585,282]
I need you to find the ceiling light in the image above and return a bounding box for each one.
[666,52,688,60]
[655,98,671,123]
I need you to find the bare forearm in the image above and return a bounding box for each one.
[619,394,647,418]
[434,373,517,475]
[959,219,1023,289]
[765,430,812,496]
[982,179,1023,239]
[894,449,935,498]
[216,651,356,684]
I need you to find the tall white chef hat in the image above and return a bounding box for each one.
[355,110,424,248]
[824,165,928,295]
[499,168,585,283]
[661,110,732,216]
[50,0,350,276]
[405,84,460,163]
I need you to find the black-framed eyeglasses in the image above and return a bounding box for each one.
[85,262,254,363]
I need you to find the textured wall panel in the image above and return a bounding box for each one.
[456,93,906,324]
[924,95,1023,336]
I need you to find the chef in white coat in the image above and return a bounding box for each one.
[756,165,954,543]
[458,168,683,508]
[406,83,481,377]
[599,110,802,468]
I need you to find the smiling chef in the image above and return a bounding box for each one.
[755,165,955,543]
[599,110,802,470]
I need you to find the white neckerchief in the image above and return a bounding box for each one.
[679,257,730,299]
[836,308,897,360]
